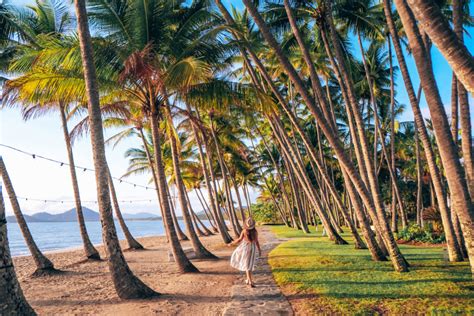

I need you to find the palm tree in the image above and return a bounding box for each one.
[0,156,56,275]
[106,168,144,250]
[393,0,474,277]
[406,0,474,94]
[163,108,217,259]
[185,107,233,243]
[381,0,464,262]
[73,0,157,298]
[452,0,474,199]
[0,184,36,315]
[241,0,408,272]
[1,0,101,261]
[215,1,386,258]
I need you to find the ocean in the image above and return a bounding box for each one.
[6,219,198,256]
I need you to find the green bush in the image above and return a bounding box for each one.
[397,223,445,244]
[250,202,281,224]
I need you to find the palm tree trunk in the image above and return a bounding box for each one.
[106,169,143,250]
[222,162,243,232]
[196,188,218,231]
[394,0,474,275]
[168,186,188,241]
[230,177,246,222]
[188,203,206,237]
[148,109,198,273]
[415,120,423,227]
[0,157,55,274]
[186,192,213,236]
[205,143,232,233]
[406,0,474,94]
[450,75,459,143]
[270,116,349,243]
[187,106,232,243]
[286,163,310,233]
[282,0,335,128]
[74,0,157,298]
[389,36,399,233]
[209,120,241,237]
[244,183,252,215]
[0,187,36,315]
[167,112,217,260]
[319,27,370,188]
[382,0,464,263]
[257,129,295,222]
[452,0,474,198]
[59,105,100,260]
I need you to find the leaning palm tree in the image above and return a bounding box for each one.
[381,0,464,262]
[406,0,474,94]
[393,0,474,278]
[0,156,56,276]
[73,0,157,299]
[0,183,36,315]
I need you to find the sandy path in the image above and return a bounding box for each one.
[222,227,293,316]
[13,233,238,315]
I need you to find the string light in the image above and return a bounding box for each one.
[15,196,156,204]
[0,144,156,191]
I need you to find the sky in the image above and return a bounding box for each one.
[1,0,473,216]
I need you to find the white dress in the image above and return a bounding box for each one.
[230,240,258,271]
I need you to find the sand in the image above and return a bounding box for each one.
[13,233,240,315]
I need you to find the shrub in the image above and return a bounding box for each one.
[250,202,281,224]
[397,223,445,244]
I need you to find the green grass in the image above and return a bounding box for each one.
[268,225,474,315]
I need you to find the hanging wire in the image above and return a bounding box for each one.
[16,196,154,204]
[0,143,156,191]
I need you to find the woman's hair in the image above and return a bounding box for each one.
[244,227,257,242]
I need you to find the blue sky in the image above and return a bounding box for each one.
[1,0,473,216]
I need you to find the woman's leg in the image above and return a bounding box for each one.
[247,270,254,286]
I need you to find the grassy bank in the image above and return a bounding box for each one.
[268,225,474,315]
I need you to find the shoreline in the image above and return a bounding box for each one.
[11,233,162,258]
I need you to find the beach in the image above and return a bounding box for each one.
[13,233,238,315]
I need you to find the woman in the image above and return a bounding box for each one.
[229,217,262,287]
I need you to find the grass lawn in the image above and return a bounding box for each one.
[268,225,474,315]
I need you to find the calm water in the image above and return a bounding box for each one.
[6,219,196,256]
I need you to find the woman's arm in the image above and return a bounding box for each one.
[255,231,262,256]
[229,231,245,246]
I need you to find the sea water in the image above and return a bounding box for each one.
[6,219,201,256]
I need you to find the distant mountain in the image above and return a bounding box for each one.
[6,207,100,223]
[122,212,160,220]
[6,208,161,223]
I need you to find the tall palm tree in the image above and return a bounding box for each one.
[73,0,157,298]
[406,0,474,94]
[393,0,474,277]
[452,0,473,199]
[381,0,464,262]
[0,183,36,315]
